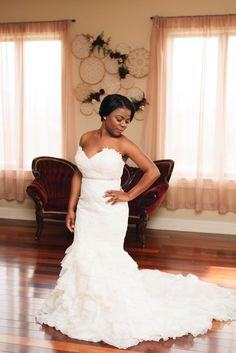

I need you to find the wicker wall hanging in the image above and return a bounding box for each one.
[72,32,149,120]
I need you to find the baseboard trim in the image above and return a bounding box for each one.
[0,207,35,221]
[0,207,235,235]
[148,217,236,235]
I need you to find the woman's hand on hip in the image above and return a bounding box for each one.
[104,190,130,205]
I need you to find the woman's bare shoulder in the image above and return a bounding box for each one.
[79,130,97,146]
[118,136,138,155]
[119,135,136,148]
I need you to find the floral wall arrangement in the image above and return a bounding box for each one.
[72,32,149,120]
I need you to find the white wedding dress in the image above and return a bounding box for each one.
[36,146,236,349]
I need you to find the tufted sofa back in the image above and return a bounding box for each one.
[27,157,77,211]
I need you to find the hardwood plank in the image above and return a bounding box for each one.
[0,335,139,353]
[0,219,235,353]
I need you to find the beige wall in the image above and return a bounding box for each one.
[0,0,236,233]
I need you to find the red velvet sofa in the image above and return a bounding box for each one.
[26,156,174,246]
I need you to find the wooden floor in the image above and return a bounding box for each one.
[0,219,235,353]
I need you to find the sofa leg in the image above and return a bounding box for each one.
[136,223,146,248]
[35,211,43,240]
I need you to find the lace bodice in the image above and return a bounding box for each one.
[75,146,125,180]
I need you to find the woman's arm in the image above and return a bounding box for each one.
[105,139,160,204]
[66,169,82,232]
[125,140,160,201]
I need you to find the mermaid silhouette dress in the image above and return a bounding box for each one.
[36,146,236,349]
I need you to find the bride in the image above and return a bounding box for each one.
[36,94,235,349]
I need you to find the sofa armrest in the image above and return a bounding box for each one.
[26,180,48,206]
[135,186,160,207]
[129,183,169,217]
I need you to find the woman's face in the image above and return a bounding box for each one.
[105,108,131,137]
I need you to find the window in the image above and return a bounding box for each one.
[143,15,236,212]
[0,21,74,201]
[165,34,236,180]
[0,38,62,170]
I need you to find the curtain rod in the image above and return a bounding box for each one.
[0,19,76,24]
[150,13,236,19]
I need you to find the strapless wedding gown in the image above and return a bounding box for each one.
[36,146,236,349]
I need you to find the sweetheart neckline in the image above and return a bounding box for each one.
[79,146,124,162]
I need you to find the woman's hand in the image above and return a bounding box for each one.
[66,210,76,232]
[104,190,130,205]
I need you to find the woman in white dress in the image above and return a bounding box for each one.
[36,94,235,349]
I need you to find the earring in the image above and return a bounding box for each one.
[103,117,107,120]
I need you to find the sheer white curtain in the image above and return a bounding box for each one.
[0,21,76,201]
[142,15,236,213]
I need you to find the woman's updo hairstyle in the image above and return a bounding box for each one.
[99,94,135,122]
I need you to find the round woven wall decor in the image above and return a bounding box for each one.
[79,57,105,85]
[74,82,91,102]
[127,87,144,101]
[127,48,149,78]
[104,56,119,74]
[80,102,93,116]
[101,73,120,94]
[116,43,131,55]
[120,74,134,89]
[72,34,90,59]
[134,110,145,121]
